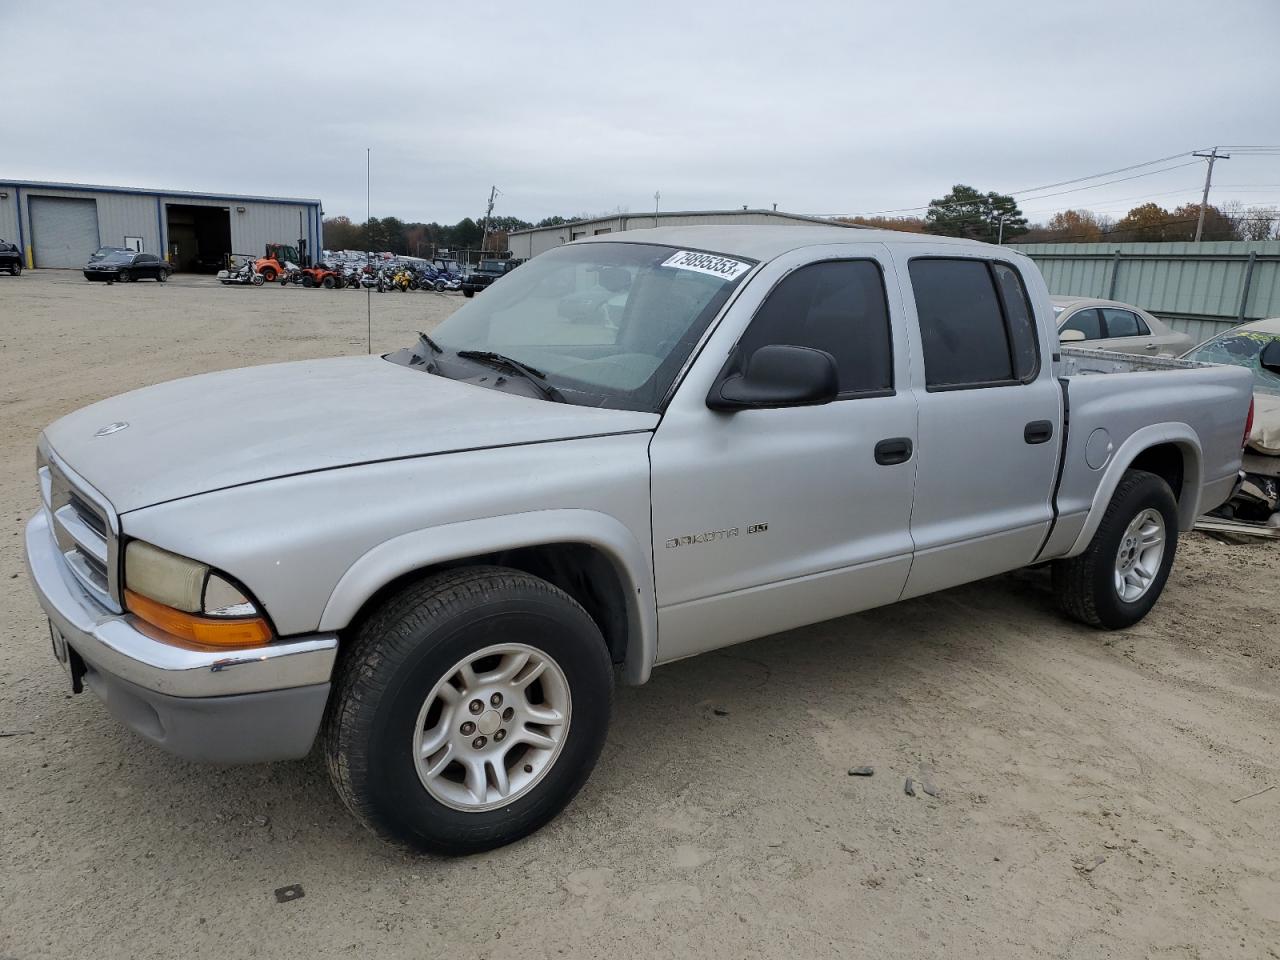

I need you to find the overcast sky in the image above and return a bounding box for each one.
[6,0,1280,226]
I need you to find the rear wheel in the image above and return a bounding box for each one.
[1053,469,1178,629]
[322,276,335,289]
[303,274,315,288]
[463,288,475,298]
[324,566,613,854]
[157,269,168,282]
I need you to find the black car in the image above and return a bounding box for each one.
[461,258,522,297]
[0,239,22,276]
[83,250,170,283]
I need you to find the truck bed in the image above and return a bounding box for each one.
[1037,346,1254,561]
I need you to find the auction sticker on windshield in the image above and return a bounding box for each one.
[661,250,753,281]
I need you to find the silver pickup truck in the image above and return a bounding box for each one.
[25,226,1255,853]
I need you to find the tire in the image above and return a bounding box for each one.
[10,263,21,276]
[1053,469,1178,630]
[322,276,335,289]
[463,288,475,298]
[157,269,167,282]
[303,274,315,288]
[119,269,131,282]
[324,566,613,855]
[260,267,277,282]
[252,274,265,286]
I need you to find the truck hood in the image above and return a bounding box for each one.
[43,355,658,513]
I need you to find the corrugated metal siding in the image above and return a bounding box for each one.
[0,181,322,269]
[1012,240,1280,343]
[0,191,19,244]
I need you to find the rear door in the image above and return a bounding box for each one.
[894,249,1062,598]
[649,243,919,662]
[1097,307,1157,355]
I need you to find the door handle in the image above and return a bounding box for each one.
[874,437,913,465]
[1024,420,1054,444]
[1144,343,1159,351]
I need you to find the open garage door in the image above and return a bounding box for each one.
[166,204,232,273]
[29,196,100,268]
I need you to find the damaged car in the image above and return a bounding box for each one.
[1187,317,1280,537]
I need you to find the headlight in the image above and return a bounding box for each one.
[123,541,272,649]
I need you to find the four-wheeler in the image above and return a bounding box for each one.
[300,264,341,289]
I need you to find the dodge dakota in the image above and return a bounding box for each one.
[25,225,1255,853]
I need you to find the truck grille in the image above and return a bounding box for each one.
[38,447,121,613]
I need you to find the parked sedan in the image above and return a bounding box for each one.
[1052,296,1193,357]
[83,251,170,283]
[0,239,22,276]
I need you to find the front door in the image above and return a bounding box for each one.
[893,250,1062,598]
[649,245,919,663]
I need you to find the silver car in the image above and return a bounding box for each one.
[1053,296,1193,357]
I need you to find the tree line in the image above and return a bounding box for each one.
[839,184,1279,244]
[321,214,583,256]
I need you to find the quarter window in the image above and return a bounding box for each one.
[736,259,893,396]
[910,258,1040,389]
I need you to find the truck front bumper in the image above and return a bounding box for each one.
[24,511,337,763]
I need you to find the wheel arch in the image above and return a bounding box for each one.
[1066,424,1203,556]
[319,510,657,685]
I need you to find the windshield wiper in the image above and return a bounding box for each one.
[456,350,568,403]
[416,331,443,354]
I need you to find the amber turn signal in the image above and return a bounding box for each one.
[125,589,273,649]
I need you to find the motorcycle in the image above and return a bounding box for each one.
[216,256,265,286]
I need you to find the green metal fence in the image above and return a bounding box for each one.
[1010,241,1280,344]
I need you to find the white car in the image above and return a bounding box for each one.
[1052,296,1193,357]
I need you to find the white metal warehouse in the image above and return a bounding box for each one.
[0,180,323,272]
[507,209,858,260]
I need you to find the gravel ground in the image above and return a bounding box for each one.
[1,270,1278,960]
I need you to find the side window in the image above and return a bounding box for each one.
[909,258,1016,389]
[1101,308,1146,338]
[1062,308,1103,340]
[736,259,893,396]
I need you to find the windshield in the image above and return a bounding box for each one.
[99,251,134,263]
[93,246,127,257]
[1185,328,1280,397]
[478,260,506,271]
[399,242,755,411]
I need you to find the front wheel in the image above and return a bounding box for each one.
[119,269,131,282]
[463,288,475,298]
[324,566,613,854]
[260,267,277,282]
[10,263,21,276]
[1053,469,1178,629]
[322,276,335,289]
[252,274,265,286]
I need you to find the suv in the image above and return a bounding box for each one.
[24,226,1254,854]
[0,238,22,275]
[461,258,521,297]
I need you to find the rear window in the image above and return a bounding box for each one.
[909,258,1040,389]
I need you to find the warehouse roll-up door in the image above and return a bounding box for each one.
[29,196,99,267]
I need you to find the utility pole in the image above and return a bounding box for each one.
[1192,147,1230,242]
[479,185,498,255]
[366,147,371,355]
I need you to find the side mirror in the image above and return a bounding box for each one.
[1260,339,1280,375]
[1058,328,1087,343]
[707,344,839,412]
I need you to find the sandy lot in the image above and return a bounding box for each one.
[1,269,1278,960]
